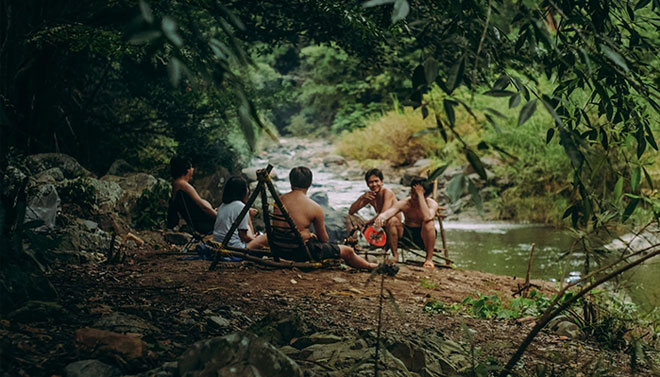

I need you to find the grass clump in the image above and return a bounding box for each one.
[336,107,440,166]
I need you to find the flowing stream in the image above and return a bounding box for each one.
[251,139,659,312]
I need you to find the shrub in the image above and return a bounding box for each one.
[336,107,440,166]
[133,180,171,230]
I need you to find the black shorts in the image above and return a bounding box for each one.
[399,225,426,250]
[305,238,341,261]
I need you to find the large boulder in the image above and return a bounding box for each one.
[24,183,60,231]
[100,173,165,216]
[25,153,92,179]
[105,159,135,176]
[195,166,231,206]
[310,192,347,242]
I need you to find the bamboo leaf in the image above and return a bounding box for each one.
[622,198,639,222]
[427,163,450,182]
[483,90,515,97]
[600,44,630,73]
[363,0,396,7]
[509,93,521,108]
[546,128,555,144]
[643,167,654,190]
[424,57,439,84]
[446,57,464,94]
[540,96,564,127]
[467,179,484,214]
[447,173,466,203]
[392,0,410,22]
[614,176,623,204]
[631,166,641,192]
[443,99,456,127]
[466,149,488,180]
[139,0,154,24]
[162,17,183,47]
[518,99,537,126]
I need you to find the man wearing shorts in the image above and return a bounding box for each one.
[346,168,402,247]
[276,166,377,270]
[374,177,439,268]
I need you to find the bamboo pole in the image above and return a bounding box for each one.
[522,243,536,297]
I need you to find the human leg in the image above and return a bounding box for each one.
[247,233,268,249]
[421,220,436,268]
[345,214,365,244]
[339,245,378,270]
[385,216,403,262]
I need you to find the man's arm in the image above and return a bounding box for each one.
[374,199,407,227]
[413,185,437,221]
[365,189,396,224]
[181,182,217,217]
[348,191,375,215]
[312,204,330,242]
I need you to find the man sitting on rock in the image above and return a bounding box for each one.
[277,166,377,270]
[345,168,401,246]
[374,178,439,268]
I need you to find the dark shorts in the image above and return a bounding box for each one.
[305,238,341,261]
[399,225,425,250]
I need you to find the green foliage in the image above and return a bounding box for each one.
[460,290,553,320]
[336,107,441,166]
[582,290,658,351]
[133,180,170,230]
[57,178,98,212]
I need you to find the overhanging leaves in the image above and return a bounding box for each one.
[518,99,537,126]
[447,173,466,203]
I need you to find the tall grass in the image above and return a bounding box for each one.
[336,108,441,166]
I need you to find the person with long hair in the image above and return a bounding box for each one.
[213,176,266,249]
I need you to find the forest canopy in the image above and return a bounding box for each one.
[1,0,659,227]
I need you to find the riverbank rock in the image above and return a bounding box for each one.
[64,359,121,377]
[176,332,303,377]
[25,153,93,179]
[106,159,135,176]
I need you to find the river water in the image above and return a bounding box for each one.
[251,140,659,312]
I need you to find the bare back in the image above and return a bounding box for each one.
[275,190,327,242]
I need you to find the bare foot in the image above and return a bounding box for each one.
[423,260,435,269]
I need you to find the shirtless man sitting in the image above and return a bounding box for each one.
[169,155,217,233]
[375,178,439,268]
[346,168,402,247]
[277,166,378,270]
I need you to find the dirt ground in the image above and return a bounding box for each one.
[1,237,656,377]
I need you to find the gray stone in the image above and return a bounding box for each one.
[93,312,160,335]
[8,301,67,323]
[310,192,329,207]
[323,154,346,167]
[207,315,231,328]
[64,359,121,377]
[24,183,60,231]
[34,167,65,183]
[413,158,433,169]
[241,166,277,184]
[177,332,303,377]
[25,153,91,179]
[78,219,99,232]
[106,159,135,176]
[291,332,344,349]
[163,231,191,245]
